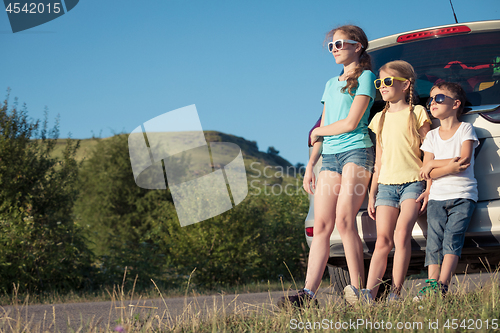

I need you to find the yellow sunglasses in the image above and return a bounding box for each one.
[374,76,408,89]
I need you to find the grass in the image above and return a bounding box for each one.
[0,273,500,332]
[0,279,295,307]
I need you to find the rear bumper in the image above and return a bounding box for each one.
[305,199,500,269]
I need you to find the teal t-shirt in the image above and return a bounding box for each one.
[321,70,376,154]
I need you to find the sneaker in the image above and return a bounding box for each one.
[386,292,400,302]
[360,289,374,304]
[440,283,449,295]
[413,279,446,302]
[344,285,360,305]
[277,289,318,308]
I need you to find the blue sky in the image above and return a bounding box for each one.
[1,0,499,166]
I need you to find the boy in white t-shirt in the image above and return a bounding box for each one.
[415,82,479,300]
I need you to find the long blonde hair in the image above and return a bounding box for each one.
[376,60,420,148]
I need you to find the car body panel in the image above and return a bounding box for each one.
[369,20,500,52]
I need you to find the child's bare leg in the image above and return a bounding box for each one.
[392,199,420,293]
[438,254,459,286]
[304,171,341,293]
[335,163,371,289]
[366,206,398,297]
[428,264,440,280]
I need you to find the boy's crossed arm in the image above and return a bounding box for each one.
[420,140,475,180]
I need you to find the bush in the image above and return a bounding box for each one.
[149,191,309,289]
[0,92,93,293]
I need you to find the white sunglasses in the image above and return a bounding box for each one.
[328,39,363,52]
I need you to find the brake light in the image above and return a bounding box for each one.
[397,25,471,43]
[305,227,314,237]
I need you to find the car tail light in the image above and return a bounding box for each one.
[397,25,471,43]
[305,227,314,237]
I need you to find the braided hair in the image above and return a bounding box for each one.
[375,60,420,148]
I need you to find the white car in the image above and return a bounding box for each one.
[304,20,500,294]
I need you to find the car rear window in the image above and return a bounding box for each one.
[369,31,500,109]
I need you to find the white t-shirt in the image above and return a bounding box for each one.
[420,122,479,201]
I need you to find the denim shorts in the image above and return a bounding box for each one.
[375,181,425,209]
[320,147,374,174]
[425,198,476,266]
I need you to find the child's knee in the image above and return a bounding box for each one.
[375,236,394,254]
[313,219,335,237]
[335,216,355,234]
[394,229,412,248]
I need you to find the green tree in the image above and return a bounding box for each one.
[267,146,280,156]
[74,134,176,255]
[74,134,179,288]
[0,92,93,292]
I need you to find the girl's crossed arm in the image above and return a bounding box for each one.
[310,95,371,142]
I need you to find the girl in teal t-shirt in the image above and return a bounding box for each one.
[278,24,376,308]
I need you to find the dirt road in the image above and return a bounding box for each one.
[0,273,497,332]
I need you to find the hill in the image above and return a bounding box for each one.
[51,131,303,191]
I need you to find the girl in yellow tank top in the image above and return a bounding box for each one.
[363,60,431,302]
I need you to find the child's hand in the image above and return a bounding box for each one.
[420,164,433,180]
[303,165,316,195]
[416,190,429,215]
[448,157,470,174]
[310,128,320,145]
[368,195,376,221]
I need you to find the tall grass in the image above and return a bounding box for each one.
[0,274,290,306]
[1,272,499,332]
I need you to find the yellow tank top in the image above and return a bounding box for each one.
[368,105,431,185]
